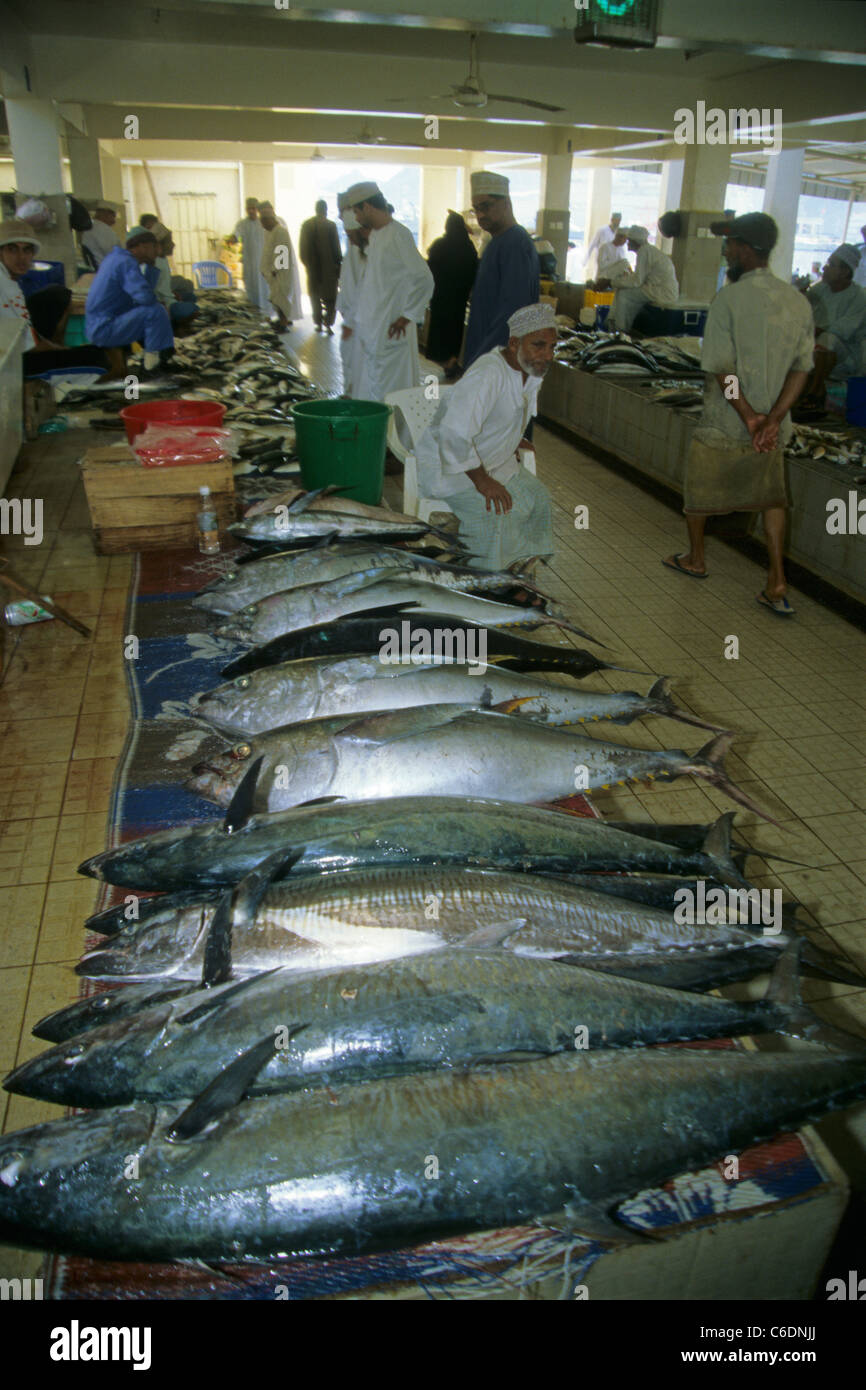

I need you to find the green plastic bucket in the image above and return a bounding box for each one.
[291,399,391,506]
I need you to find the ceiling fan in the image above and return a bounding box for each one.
[355,123,389,146]
[391,33,565,114]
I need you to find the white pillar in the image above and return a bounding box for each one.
[680,142,730,211]
[5,95,65,193]
[66,132,104,201]
[585,164,612,261]
[763,146,805,281]
[100,150,124,204]
[539,151,572,276]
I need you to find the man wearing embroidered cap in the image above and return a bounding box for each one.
[662,211,813,617]
[414,301,556,572]
[85,225,174,374]
[593,224,678,333]
[463,171,539,370]
[347,180,433,400]
[801,244,866,406]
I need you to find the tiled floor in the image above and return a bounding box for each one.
[1,321,864,1283]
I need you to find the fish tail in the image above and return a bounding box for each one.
[550,615,609,648]
[684,733,781,826]
[646,676,729,734]
[767,938,866,1039]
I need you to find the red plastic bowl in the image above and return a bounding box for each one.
[120,398,226,444]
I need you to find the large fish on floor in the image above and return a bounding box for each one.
[186,707,773,822]
[215,570,600,646]
[191,661,723,738]
[2,1044,865,1260]
[77,796,761,894]
[4,944,829,1109]
[219,615,621,682]
[231,487,455,547]
[193,545,550,615]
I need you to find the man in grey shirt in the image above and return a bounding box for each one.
[663,213,813,616]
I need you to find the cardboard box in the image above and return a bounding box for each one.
[79,444,237,554]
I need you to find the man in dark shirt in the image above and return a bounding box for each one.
[463,171,539,369]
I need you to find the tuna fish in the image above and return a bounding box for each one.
[4,945,827,1109]
[191,661,724,738]
[230,488,457,547]
[185,707,774,822]
[1,1045,864,1260]
[214,571,600,647]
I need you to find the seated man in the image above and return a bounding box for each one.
[85,225,174,375]
[802,244,866,406]
[0,218,107,372]
[414,302,556,573]
[592,224,678,333]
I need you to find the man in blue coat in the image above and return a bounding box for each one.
[85,225,174,372]
[463,171,540,369]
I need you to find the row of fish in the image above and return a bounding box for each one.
[3,327,864,1274]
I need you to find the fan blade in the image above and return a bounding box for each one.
[486,93,565,113]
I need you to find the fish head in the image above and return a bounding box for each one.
[4,1004,174,1107]
[215,602,259,642]
[78,823,213,888]
[187,739,259,807]
[77,902,215,981]
[191,675,259,734]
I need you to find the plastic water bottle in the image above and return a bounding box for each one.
[197,485,220,554]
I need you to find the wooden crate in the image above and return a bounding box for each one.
[79,445,237,555]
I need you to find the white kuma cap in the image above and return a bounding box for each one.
[507,302,557,337]
[471,171,509,197]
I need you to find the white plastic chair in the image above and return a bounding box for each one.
[385,385,536,522]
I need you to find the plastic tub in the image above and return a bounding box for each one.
[291,399,391,506]
[120,399,226,445]
[846,377,866,427]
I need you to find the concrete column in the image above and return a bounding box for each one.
[585,164,612,269]
[100,150,124,204]
[763,146,805,281]
[539,151,572,276]
[67,132,103,201]
[242,162,275,209]
[5,95,64,193]
[673,143,731,300]
[680,141,730,211]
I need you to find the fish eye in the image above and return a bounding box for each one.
[244,603,258,615]
[233,743,252,759]
[234,676,251,689]
[226,571,237,581]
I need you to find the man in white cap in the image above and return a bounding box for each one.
[801,244,866,406]
[0,219,42,351]
[229,197,270,312]
[347,181,433,401]
[81,203,119,268]
[414,301,556,572]
[463,171,539,370]
[584,212,626,277]
[336,196,370,397]
[1,218,111,372]
[593,224,678,333]
[259,202,302,331]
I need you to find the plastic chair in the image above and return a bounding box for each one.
[192,261,234,289]
[385,385,536,522]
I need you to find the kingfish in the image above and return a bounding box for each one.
[191,660,723,738]
[5,946,826,1109]
[1,1046,865,1260]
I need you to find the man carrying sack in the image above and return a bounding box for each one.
[663,212,813,617]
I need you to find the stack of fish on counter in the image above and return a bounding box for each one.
[554,328,704,378]
[56,289,322,482]
[3,483,866,1274]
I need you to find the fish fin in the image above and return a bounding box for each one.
[180,968,285,1026]
[201,891,234,988]
[700,813,751,890]
[312,530,341,549]
[799,939,866,990]
[287,486,341,515]
[646,676,729,734]
[536,1202,655,1248]
[201,846,304,989]
[685,734,781,827]
[350,601,420,619]
[222,754,265,834]
[464,1049,551,1068]
[336,705,474,745]
[768,938,866,1048]
[166,1030,300,1141]
[296,795,345,806]
[545,615,607,647]
[462,917,528,948]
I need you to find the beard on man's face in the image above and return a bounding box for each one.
[726,260,745,282]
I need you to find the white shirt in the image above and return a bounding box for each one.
[0,262,35,352]
[81,220,119,266]
[586,224,626,271]
[234,216,265,266]
[356,219,433,353]
[609,242,679,304]
[597,239,627,274]
[337,243,367,330]
[415,348,540,499]
[854,245,866,290]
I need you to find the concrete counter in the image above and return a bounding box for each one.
[539,361,866,605]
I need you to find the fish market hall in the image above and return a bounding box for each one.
[1,0,866,1312]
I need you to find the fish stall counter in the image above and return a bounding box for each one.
[539,348,866,606]
[0,318,27,495]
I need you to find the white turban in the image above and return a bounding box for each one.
[342,210,361,231]
[834,243,861,274]
[471,171,509,197]
[624,224,649,244]
[507,302,557,338]
[345,181,381,205]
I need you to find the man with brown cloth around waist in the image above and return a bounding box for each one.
[663,212,813,617]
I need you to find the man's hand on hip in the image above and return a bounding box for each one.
[388,316,410,339]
